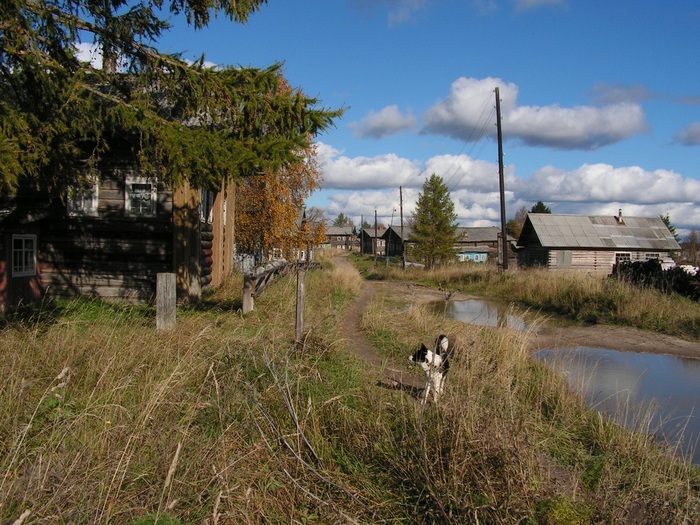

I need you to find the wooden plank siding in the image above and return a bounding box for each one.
[525,249,666,273]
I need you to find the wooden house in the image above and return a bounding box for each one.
[324,226,356,251]
[453,226,516,265]
[0,154,235,311]
[382,226,412,257]
[516,212,680,272]
[360,228,386,256]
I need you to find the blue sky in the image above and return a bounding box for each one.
[128,1,700,233]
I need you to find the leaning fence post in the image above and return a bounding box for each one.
[156,272,176,331]
[242,273,254,314]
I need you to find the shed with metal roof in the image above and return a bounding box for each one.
[516,212,680,272]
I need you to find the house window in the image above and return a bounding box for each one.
[125,176,156,216]
[199,189,215,224]
[12,235,37,277]
[67,178,99,217]
[615,253,631,265]
[645,253,659,260]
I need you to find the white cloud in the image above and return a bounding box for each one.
[525,163,700,204]
[74,42,102,69]
[423,76,648,150]
[316,142,422,190]
[674,123,700,146]
[350,105,416,138]
[422,154,510,192]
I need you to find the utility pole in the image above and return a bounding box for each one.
[360,214,363,254]
[400,186,405,269]
[374,209,378,266]
[495,87,508,271]
[386,207,395,268]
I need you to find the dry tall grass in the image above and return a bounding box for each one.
[359,289,700,523]
[1,261,698,524]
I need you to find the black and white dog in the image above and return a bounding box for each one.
[409,334,450,404]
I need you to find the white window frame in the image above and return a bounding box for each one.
[12,234,37,277]
[125,176,157,217]
[67,177,99,217]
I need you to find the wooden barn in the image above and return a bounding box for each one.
[0,155,235,311]
[516,212,680,272]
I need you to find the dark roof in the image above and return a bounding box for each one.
[520,213,681,251]
[362,227,388,238]
[382,225,413,241]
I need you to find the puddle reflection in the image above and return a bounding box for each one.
[442,298,700,465]
[535,347,700,465]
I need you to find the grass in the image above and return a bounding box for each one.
[0,251,698,524]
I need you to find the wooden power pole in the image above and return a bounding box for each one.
[400,186,405,269]
[495,87,508,271]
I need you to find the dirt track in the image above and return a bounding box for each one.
[335,257,700,364]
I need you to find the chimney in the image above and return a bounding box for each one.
[616,209,624,224]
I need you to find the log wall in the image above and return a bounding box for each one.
[40,168,174,302]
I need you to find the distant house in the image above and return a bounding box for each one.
[456,246,491,263]
[383,226,412,257]
[516,212,680,272]
[453,226,516,265]
[360,228,386,256]
[0,153,235,311]
[324,226,355,251]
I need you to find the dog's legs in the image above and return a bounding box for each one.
[421,379,431,405]
[431,374,441,404]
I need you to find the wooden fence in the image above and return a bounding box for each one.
[242,260,320,314]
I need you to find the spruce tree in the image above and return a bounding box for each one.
[0,0,341,194]
[411,174,458,269]
[530,201,552,213]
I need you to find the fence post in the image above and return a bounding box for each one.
[295,266,305,346]
[156,272,176,331]
[242,274,254,314]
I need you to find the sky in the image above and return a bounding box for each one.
[106,1,700,234]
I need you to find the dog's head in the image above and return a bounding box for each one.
[409,343,430,365]
[409,335,449,371]
[409,342,445,371]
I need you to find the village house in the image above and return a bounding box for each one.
[0,152,235,311]
[324,226,356,251]
[516,211,680,272]
[360,228,386,256]
[453,226,516,265]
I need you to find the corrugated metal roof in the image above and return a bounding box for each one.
[526,214,681,251]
